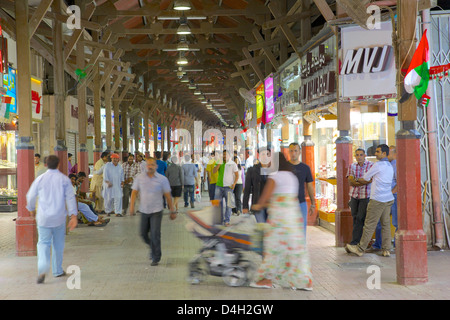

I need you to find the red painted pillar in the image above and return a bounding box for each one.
[334,136,353,247]
[78,145,89,192]
[396,129,428,285]
[16,139,37,256]
[302,139,317,226]
[55,141,68,175]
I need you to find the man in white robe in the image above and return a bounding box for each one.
[102,153,125,216]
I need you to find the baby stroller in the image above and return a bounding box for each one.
[185,207,264,287]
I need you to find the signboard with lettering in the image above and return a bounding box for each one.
[264,75,274,124]
[340,21,396,99]
[255,82,264,125]
[300,37,336,111]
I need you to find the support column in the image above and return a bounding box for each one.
[334,102,352,247]
[153,120,158,156]
[93,64,102,164]
[76,29,88,192]
[52,0,68,174]
[104,71,112,152]
[134,113,140,154]
[15,0,37,256]
[301,119,317,226]
[113,93,121,156]
[280,117,290,159]
[395,0,427,285]
[144,105,150,157]
[121,107,128,158]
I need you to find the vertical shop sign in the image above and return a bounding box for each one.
[256,82,264,125]
[264,76,274,124]
[31,77,43,120]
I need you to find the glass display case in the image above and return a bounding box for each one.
[0,129,17,211]
[313,119,338,222]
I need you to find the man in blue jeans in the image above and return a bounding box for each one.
[182,154,198,208]
[368,145,398,252]
[214,150,239,226]
[26,155,78,284]
[288,143,315,235]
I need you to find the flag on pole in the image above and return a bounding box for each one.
[404,30,430,102]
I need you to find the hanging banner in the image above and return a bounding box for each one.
[3,66,16,113]
[256,82,264,125]
[264,75,274,124]
[31,77,43,120]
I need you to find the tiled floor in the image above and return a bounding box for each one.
[1,194,450,300]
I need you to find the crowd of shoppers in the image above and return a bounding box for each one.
[25,142,398,292]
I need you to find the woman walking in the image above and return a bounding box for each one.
[250,152,313,291]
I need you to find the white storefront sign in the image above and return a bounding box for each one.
[340,21,396,99]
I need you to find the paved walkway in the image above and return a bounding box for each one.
[1,193,450,300]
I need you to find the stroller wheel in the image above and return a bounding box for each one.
[189,270,204,285]
[222,267,247,287]
[188,255,207,285]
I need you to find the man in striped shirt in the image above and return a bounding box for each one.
[347,148,373,245]
[122,154,141,215]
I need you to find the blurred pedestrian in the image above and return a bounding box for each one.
[232,155,243,216]
[122,154,141,215]
[166,156,184,212]
[26,155,78,284]
[182,154,198,209]
[242,147,271,222]
[250,152,313,291]
[213,150,239,226]
[129,157,176,266]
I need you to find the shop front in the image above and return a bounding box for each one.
[299,31,337,227]
[334,20,399,245]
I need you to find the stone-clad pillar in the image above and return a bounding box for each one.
[334,102,352,247]
[395,0,427,285]
[15,0,37,256]
[301,119,317,226]
[52,0,68,175]
[76,32,88,192]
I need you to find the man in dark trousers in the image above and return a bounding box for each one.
[288,142,315,235]
[242,146,271,223]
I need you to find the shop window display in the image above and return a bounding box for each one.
[313,118,338,221]
[0,128,17,211]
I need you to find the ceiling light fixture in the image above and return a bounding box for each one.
[177,56,188,65]
[177,42,189,51]
[177,16,191,35]
[173,0,191,11]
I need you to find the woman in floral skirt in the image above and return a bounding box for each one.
[250,152,313,291]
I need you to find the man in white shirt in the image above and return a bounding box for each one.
[345,144,395,257]
[26,155,78,284]
[213,150,239,226]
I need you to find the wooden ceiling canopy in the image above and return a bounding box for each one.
[0,0,339,127]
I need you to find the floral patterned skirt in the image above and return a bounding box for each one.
[254,193,313,289]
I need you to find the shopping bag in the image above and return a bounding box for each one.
[227,190,236,209]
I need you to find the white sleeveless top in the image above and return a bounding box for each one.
[269,171,299,195]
